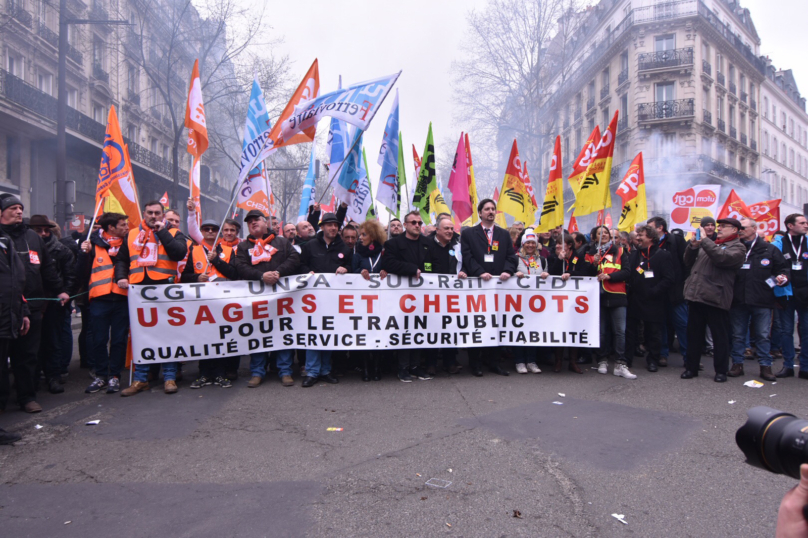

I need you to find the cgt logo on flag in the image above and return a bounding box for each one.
[670,185,721,232]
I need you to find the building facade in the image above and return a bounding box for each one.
[525,0,774,229]
[0,0,232,227]
[760,66,808,219]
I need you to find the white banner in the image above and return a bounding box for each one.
[128,274,601,364]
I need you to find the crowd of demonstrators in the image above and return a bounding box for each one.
[3,192,808,441]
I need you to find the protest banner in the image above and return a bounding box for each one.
[128,274,601,364]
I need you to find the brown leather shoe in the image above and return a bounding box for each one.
[727,363,744,377]
[23,401,42,413]
[760,366,776,382]
[247,376,262,388]
[121,381,149,397]
[568,361,583,374]
[281,375,294,387]
[164,380,178,394]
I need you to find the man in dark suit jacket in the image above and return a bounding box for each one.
[460,199,518,376]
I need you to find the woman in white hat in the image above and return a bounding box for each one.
[513,229,549,374]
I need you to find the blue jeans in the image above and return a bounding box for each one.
[661,301,689,358]
[730,306,772,366]
[89,300,130,379]
[776,302,808,369]
[771,309,786,352]
[135,361,176,382]
[250,350,293,378]
[598,306,626,362]
[305,350,332,378]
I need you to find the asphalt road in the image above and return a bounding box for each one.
[0,343,803,537]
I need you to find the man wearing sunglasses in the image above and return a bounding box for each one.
[382,210,434,382]
[460,199,517,377]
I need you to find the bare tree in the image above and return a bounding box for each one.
[451,0,587,196]
[123,0,267,206]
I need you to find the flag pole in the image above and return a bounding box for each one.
[85,198,103,242]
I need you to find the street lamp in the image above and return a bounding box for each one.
[55,0,129,227]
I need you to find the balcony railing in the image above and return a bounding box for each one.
[730,126,737,139]
[751,139,757,151]
[600,84,610,99]
[717,118,726,132]
[0,69,192,185]
[37,22,58,47]
[740,91,748,104]
[92,63,109,84]
[586,97,595,111]
[11,5,33,28]
[127,89,140,106]
[702,60,711,76]
[618,68,628,86]
[751,98,757,111]
[638,47,694,71]
[637,98,695,122]
[617,117,628,132]
[66,44,83,65]
[729,82,737,95]
[741,133,747,145]
[703,109,712,125]
[574,107,582,122]
[717,72,725,86]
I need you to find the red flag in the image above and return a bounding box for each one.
[748,199,781,239]
[605,212,613,228]
[412,144,422,178]
[568,212,578,233]
[717,189,751,220]
[160,191,169,209]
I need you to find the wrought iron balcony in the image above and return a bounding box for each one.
[587,97,595,111]
[702,60,711,76]
[751,98,757,111]
[703,109,712,125]
[741,133,747,145]
[37,22,58,47]
[618,68,628,86]
[729,82,737,95]
[617,117,628,132]
[740,91,748,104]
[574,107,582,122]
[717,118,726,132]
[600,84,610,100]
[11,5,33,28]
[637,98,695,122]
[127,89,140,106]
[66,44,83,65]
[751,139,757,151]
[638,47,694,71]
[92,63,109,83]
[730,126,737,139]
[717,72,725,86]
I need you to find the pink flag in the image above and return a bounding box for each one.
[448,132,472,224]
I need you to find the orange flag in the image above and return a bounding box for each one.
[568,125,600,195]
[270,59,320,149]
[160,191,169,208]
[185,59,207,224]
[97,107,141,229]
[748,199,781,239]
[717,189,751,220]
[568,212,578,233]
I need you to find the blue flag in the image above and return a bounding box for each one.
[237,77,273,211]
[327,116,349,186]
[334,128,372,222]
[376,89,399,214]
[297,143,317,223]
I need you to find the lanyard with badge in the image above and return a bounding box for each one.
[368,252,382,272]
[741,237,757,270]
[638,248,654,278]
[484,226,495,263]
[787,235,803,271]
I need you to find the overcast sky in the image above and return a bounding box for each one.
[264,0,807,218]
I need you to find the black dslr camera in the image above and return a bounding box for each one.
[736,406,808,479]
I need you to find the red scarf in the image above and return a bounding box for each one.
[715,233,738,245]
[248,234,277,265]
[102,231,123,256]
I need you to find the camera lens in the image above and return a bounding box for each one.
[736,406,808,479]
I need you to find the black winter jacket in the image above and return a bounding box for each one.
[42,233,76,296]
[627,245,675,322]
[0,229,31,338]
[0,223,63,319]
[732,238,789,309]
[424,235,462,275]
[657,232,688,303]
[300,231,351,273]
[352,241,384,274]
[382,233,431,276]
[234,234,300,280]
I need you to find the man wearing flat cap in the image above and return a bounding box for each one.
[298,212,352,387]
[234,210,300,388]
[681,217,746,382]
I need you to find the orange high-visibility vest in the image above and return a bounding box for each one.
[89,244,128,300]
[127,227,181,283]
[587,246,627,295]
[191,243,233,280]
